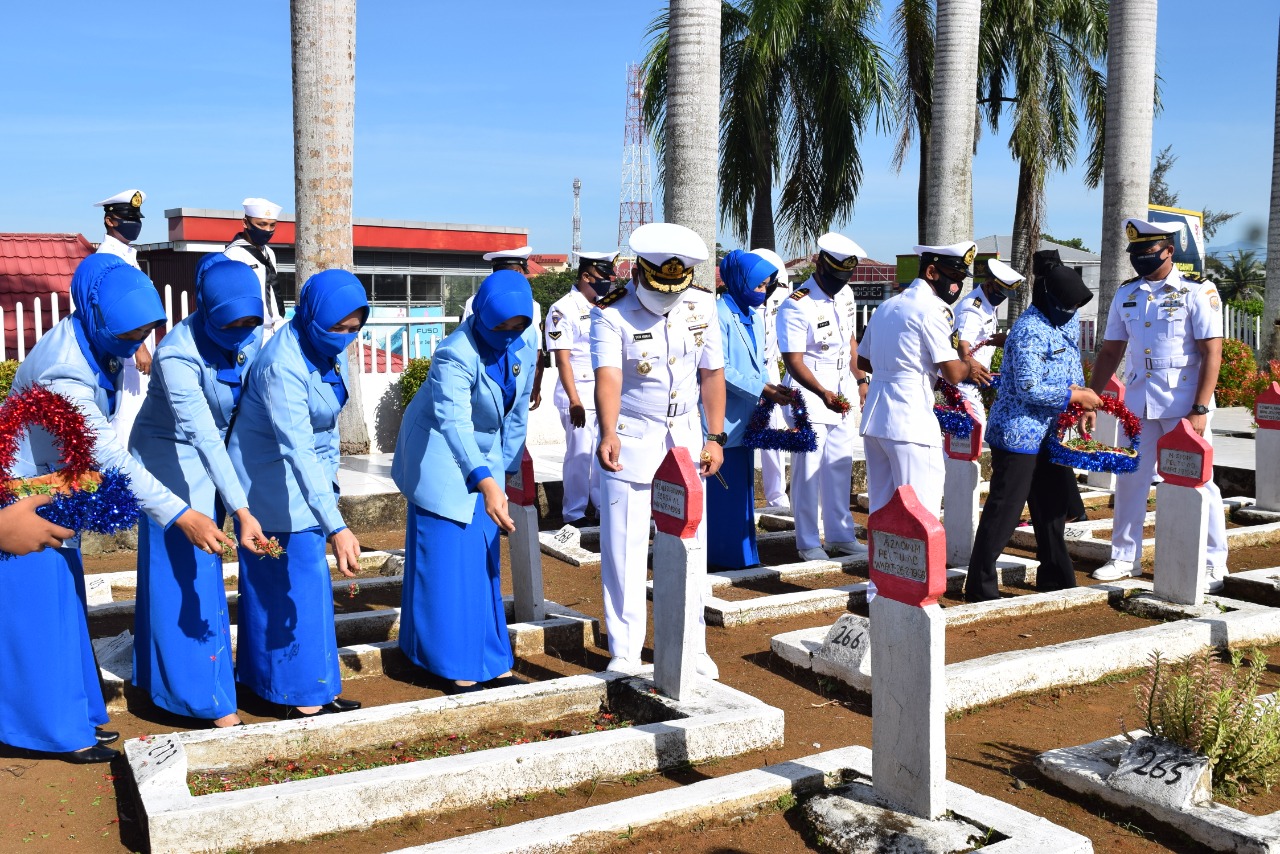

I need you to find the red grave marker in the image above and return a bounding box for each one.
[1100,375,1125,404]
[651,447,704,539]
[868,485,947,607]
[1256,381,1280,431]
[944,400,984,461]
[505,448,537,506]
[1156,419,1213,489]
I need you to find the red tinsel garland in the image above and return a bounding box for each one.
[1055,395,1142,447]
[0,386,97,504]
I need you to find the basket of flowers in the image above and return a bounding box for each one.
[1048,394,1142,474]
[744,387,818,453]
[0,385,140,556]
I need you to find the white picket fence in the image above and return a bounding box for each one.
[1224,303,1262,350]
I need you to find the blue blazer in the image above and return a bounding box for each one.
[11,317,188,527]
[392,317,535,525]
[129,318,261,516]
[715,297,767,448]
[227,321,348,536]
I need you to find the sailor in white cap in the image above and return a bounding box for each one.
[464,246,546,409]
[223,198,285,339]
[751,247,793,510]
[545,251,617,525]
[1087,217,1227,591]
[858,241,989,518]
[591,222,726,677]
[94,189,152,439]
[776,232,869,561]
[951,257,1025,425]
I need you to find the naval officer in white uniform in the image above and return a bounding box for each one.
[858,241,989,517]
[776,232,868,561]
[951,258,1025,425]
[546,251,617,525]
[94,189,151,443]
[1087,218,1227,591]
[222,198,286,340]
[591,222,726,678]
[463,246,545,409]
[752,246,793,510]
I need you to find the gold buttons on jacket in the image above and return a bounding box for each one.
[670,391,678,399]
[637,362,651,375]
[669,357,676,365]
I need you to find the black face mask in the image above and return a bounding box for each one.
[246,224,275,246]
[929,272,964,305]
[1130,248,1167,278]
[114,220,142,242]
[985,282,1009,307]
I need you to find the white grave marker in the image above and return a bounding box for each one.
[505,450,545,622]
[1152,420,1214,606]
[1108,736,1212,809]
[1088,377,1126,491]
[650,448,705,701]
[816,613,870,676]
[1256,382,1280,512]
[942,401,982,566]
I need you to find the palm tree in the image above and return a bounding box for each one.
[1095,0,1158,349]
[889,0,934,243]
[978,0,1108,322]
[642,0,894,254]
[290,0,368,454]
[1207,251,1265,304]
[924,0,982,244]
[1265,20,1280,363]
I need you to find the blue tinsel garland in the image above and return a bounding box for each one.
[0,468,141,559]
[1047,434,1142,474]
[933,406,974,439]
[744,394,819,453]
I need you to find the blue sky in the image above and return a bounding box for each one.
[0,1,1273,264]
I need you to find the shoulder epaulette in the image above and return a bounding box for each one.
[971,297,982,308]
[1182,270,1202,283]
[789,288,810,301]
[1121,275,1141,286]
[596,287,628,308]
[689,283,713,293]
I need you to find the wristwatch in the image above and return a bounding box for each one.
[707,432,728,446]
[856,376,870,386]
[1190,404,1210,416]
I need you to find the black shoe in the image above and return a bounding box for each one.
[65,744,120,764]
[286,705,337,719]
[325,697,361,713]
[565,516,594,529]
[443,681,485,695]
[94,728,120,746]
[484,675,526,689]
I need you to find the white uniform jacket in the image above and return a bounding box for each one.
[775,278,858,426]
[546,288,595,409]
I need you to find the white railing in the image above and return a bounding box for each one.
[1223,304,1262,350]
[356,317,454,375]
[0,286,195,362]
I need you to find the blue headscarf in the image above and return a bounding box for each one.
[69,255,165,402]
[292,269,369,406]
[192,257,263,404]
[718,250,776,346]
[470,270,533,413]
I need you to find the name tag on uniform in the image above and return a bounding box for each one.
[580,313,591,320]
[688,323,708,331]
[1053,347,1066,355]
[817,320,830,328]
[1122,301,1137,307]
[632,332,653,341]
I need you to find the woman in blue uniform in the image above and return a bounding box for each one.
[130,256,267,728]
[0,255,228,762]
[392,270,536,692]
[228,269,367,717]
[707,250,792,569]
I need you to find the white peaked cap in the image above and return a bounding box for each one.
[912,240,977,260]
[750,247,789,285]
[483,245,533,262]
[816,232,867,262]
[985,258,1025,285]
[1123,217,1183,242]
[95,189,146,208]
[243,198,282,218]
[578,250,619,262]
[628,222,708,266]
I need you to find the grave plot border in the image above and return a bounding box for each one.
[1037,729,1280,852]
[1223,566,1280,608]
[124,672,784,854]
[395,745,1091,854]
[770,581,1280,712]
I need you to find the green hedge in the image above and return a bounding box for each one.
[400,357,431,408]
[0,360,17,403]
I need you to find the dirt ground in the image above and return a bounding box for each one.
[4,513,1280,853]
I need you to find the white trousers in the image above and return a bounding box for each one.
[863,435,944,518]
[760,402,790,506]
[558,407,600,521]
[791,418,859,550]
[1112,413,1226,566]
[599,475,707,662]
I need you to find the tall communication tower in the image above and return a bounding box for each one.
[617,63,654,253]
[571,177,582,265]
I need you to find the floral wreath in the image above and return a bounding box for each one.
[744,387,819,452]
[933,340,994,439]
[0,384,140,555]
[1047,395,1142,474]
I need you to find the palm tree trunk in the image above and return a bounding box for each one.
[1007,158,1043,323]
[749,170,775,251]
[917,127,931,243]
[291,0,368,454]
[664,0,721,286]
[1096,0,1158,351]
[1266,18,1280,364]
[924,0,981,245]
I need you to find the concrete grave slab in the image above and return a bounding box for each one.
[124,673,784,854]
[1222,566,1280,607]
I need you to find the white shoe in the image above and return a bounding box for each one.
[1203,565,1228,595]
[606,657,643,675]
[798,547,830,562]
[1091,559,1139,581]
[827,540,869,558]
[696,653,720,680]
[762,501,791,514]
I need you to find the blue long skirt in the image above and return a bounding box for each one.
[707,445,760,569]
[399,496,513,682]
[133,517,236,719]
[0,547,106,752]
[235,528,341,707]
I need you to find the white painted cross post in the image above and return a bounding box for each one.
[506,449,545,622]
[1152,420,1214,606]
[1255,382,1280,512]
[943,400,982,566]
[1087,377,1126,491]
[650,448,705,701]
[869,485,947,819]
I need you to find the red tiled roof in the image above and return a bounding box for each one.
[525,258,549,276]
[530,254,568,265]
[0,234,92,357]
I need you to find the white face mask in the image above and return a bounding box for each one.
[635,284,685,316]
